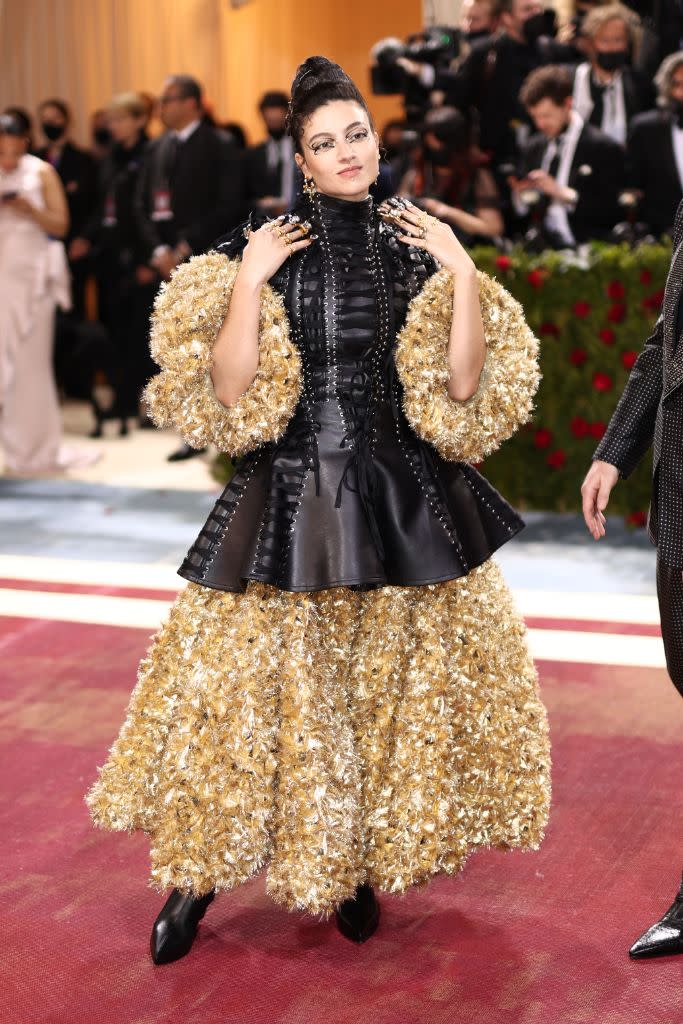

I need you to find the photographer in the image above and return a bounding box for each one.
[402,107,504,244]
[511,65,623,247]
[401,0,579,179]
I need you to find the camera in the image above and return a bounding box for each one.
[370,27,460,119]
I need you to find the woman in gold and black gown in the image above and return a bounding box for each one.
[87,57,551,964]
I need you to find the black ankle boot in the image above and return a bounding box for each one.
[150,889,215,965]
[335,883,380,944]
[630,873,683,959]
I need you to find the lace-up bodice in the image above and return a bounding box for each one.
[179,192,523,593]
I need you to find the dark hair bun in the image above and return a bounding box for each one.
[287,55,370,150]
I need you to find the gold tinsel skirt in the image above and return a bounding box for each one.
[86,559,551,916]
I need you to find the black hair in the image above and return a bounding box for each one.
[0,113,28,138]
[4,107,32,137]
[286,56,372,154]
[423,106,471,151]
[38,97,70,121]
[259,90,289,111]
[166,75,203,106]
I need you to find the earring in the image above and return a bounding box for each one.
[303,176,317,199]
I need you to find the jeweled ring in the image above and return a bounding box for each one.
[418,225,428,239]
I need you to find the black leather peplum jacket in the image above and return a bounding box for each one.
[170,192,526,594]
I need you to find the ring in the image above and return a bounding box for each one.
[275,226,287,239]
[418,225,428,239]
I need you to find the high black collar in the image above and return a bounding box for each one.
[309,191,375,225]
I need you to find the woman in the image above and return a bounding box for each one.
[402,106,504,244]
[87,58,550,964]
[0,113,72,475]
[71,92,157,435]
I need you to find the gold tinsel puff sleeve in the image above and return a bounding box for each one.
[144,252,302,458]
[394,267,540,463]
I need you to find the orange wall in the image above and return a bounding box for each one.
[220,0,422,143]
[0,0,422,147]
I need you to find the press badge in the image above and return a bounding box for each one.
[151,187,173,222]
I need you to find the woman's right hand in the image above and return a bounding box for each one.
[239,217,315,287]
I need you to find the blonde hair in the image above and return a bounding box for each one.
[654,51,683,108]
[107,92,147,119]
[582,2,640,46]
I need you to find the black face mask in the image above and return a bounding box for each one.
[42,122,64,142]
[93,127,112,147]
[268,127,286,141]
[596,49,629,72]
[464,28,491,44]
[522,11,551,45]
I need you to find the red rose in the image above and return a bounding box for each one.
[640,269,652,286]
[527,268,545,289]
[606,280,626,300]
[607,303,627,323]
[643,289,665,310]
[599,328,616,346]
[534,427,554,449]
[547,449,566,469]
[570,416,589,438]
[570,348,588,367]
[495,255,512,272]
[573,300,591,318]
[622,350,638,370]
[589,421,606,439]
[593,372,613,392]
[626,510,647,528]
[539,321,560,337]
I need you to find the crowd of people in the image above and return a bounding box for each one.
[2,0,683,472]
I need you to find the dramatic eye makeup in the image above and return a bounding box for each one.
[308,121,370,154]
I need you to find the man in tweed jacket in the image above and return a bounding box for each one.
[582,198,683,960]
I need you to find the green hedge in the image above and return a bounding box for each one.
[213,242,671,523]
[471,242,670,523]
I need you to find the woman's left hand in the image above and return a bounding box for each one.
[379,198,474,275]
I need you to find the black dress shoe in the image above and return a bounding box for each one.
[150,889,215,965]
[630,877,683,959]
[335,883,380,944]
[166,443,207,462]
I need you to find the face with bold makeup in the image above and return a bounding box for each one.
[294,99,380,202]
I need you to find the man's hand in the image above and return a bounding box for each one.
[581,460,620,539]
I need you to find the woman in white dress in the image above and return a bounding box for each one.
[0,112,72,475]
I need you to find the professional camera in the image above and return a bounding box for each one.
[370,26,460,119]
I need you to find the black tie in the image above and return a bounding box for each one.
[166,136,182,186]
[546,139,561,179]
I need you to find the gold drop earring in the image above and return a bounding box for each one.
[304,176,317,198]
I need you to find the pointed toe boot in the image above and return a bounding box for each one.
[150,889,215,965]
[630,875,683,960]
[335,883,380,944]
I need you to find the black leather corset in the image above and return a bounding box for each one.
[179,192,524,594]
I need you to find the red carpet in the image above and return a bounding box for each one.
[3,611,683,1024]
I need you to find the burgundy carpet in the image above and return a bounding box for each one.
[3,611,683,1024]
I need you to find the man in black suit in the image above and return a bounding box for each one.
[511,64,623,246]
[626,52,683,237]
[135,74,245,461]
[582,198,683,959]
[244,91,297,216]
[37,98,98,318]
